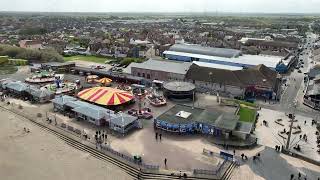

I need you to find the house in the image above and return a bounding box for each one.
[19,40,43,49]
[304,75,320,110]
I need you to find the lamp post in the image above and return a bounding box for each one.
[209,72,213,93]
[286,99,297,150]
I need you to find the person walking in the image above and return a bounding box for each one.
[155,132,158,140]
[164,158,167,166]
[159,133,162,141]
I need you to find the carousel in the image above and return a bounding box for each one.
[116,84,132,91]
[25,70,56,84]
[77,86,134,106]
[146,90,166,107]
[86,75,99,83]
[41,79,77,95]
[95,77,112,86]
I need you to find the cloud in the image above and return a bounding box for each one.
[0,0,319,13]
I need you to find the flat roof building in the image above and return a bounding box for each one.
[163,44,291,73]
[168,44,242,58]
[128,59,191,81]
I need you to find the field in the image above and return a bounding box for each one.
[64,55,111,64]
[238,104,257,123]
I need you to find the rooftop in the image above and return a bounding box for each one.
[168,44,242,58]
[163,81,195,92]
[193,61,243,71]
[129,59,191,75]
[164,50,282,69]
[156,104,239,131]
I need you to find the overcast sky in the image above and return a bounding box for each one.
[1,0,320,13]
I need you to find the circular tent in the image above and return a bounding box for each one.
[163,81,196,100]
[95,77,112,86]
[77,87,134,106]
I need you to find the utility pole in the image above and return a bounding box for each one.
[286,100,297,150]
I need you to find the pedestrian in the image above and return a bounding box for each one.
[291,174,294,180]
[233,149,236,156]
[164,158,167,166]
[305,120,307,125]
[155,132,158,140]
[300,134,302,139]
[298,172,301,179]
[159,133,162,141]
[241,153,244,159]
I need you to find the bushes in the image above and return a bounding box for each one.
[0,44,63,62]
[120,58,145,66]
[8,59,28,66]
[0,56,9,64]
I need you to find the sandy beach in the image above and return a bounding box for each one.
[0,109,131,180]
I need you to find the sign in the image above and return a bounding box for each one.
[220,151,233,160]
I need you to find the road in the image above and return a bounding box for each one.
[259,32,319,118]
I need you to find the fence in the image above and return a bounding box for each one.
[0,101,160,172]
[193,160,227,176]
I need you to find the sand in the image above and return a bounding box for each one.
[0,109,131,180]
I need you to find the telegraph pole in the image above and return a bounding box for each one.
[286,100,297,150]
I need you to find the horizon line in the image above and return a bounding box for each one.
[0,10,320,15]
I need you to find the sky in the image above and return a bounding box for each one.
[1,0,320,14]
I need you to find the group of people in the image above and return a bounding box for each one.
[275,145,282,152]
[94,130,108,149]
[240,153,248,160]
[23,127,30,133]
[290,172,319,180]
[299,134,308,142]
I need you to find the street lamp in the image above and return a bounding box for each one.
[286,99,298,150]
[209,72,213,92]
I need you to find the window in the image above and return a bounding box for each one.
[137,72,141,77]
[142,73,145,78]
[147,74,150,79]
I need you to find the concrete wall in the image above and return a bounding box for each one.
[131,67,185,81]
[232,131,248,140]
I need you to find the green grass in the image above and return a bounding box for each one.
[238,104,257,123]
[0,64,18,75]
[63,55,112,64]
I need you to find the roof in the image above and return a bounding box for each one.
[52,96,136,123]
[156,104,239,131]
[244,39,298,48]
[234,121,254,134]
[110,113,138,127]
[71,66,144,82]
[73,104,111,120]
[51,95,77,106]
[130,59,191,75]
[164,50,282,69]
[168,44,242,58]
[193,61,243,71]
[163,81,195,92]
[4,81,28,92]
[186,64,277,88]
[27,86,53,98]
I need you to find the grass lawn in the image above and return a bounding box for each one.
[63,55,112,64]
[238,104,257,123]
[0,64,18,75]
